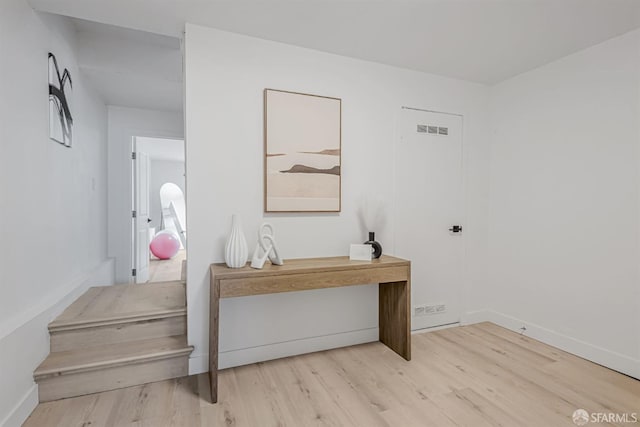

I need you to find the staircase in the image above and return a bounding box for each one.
[34,280,193,402]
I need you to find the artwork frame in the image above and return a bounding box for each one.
[263,89,342,213]
[48,52,73,147]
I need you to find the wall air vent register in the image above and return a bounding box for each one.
[416,124,448,136]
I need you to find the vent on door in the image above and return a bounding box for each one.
[417,124,447,136]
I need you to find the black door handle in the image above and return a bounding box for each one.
[449,225,462,233]
[147,218,152,223]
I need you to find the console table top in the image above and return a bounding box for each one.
[210,255,409,280]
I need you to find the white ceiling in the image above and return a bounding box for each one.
[32,0,640,84]
[72,17,183,112]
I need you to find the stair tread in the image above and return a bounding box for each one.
[35,336,192,378]
[51,281,186,327]
[49,309,187,334]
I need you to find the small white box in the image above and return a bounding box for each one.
[349,244,372,261]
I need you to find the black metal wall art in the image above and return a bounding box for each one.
[48,52,73,147]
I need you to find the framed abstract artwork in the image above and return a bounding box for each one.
[264,89,342,212]
[48,52,73,147]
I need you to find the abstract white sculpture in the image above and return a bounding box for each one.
[250,223,284,269]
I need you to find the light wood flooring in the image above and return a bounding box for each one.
[148,249,186,283]
[25,322,640,426]
[50,281,186,326]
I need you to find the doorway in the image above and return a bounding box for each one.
[394,107,464,330]
[132,136,186,284]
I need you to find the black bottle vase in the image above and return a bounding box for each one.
[364,232,382,259]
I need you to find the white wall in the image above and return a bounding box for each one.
[184,25,491,373]
[481,30,640,378]
[0,261,114,427]
[149,159,185,230]
[107,106,184,283]
[0,2,111,425]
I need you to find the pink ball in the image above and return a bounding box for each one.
[150,232,180,260]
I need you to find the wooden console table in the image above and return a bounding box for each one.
[209,255,411,403]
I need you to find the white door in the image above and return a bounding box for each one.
[394,108,464,330]
[134,150,151,283]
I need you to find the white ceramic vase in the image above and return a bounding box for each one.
[224,215,248,268]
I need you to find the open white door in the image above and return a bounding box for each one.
[134,150,151,283]
[394,108,464,330]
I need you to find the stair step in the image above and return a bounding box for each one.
[35,335,192,379]
[35,281,191,401]
[48,281,187,352]
[49,309,187,352]
[34,336,193,402]
[49,307,186,332]
[51,281,185,326]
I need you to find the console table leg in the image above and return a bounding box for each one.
[209,277,220,403]
[379,279,411,360]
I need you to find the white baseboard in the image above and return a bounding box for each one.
[188,353,209,375]
[189,328,379,374]
[0,386,37,427]
[412,322,460,334]
[190,320,465,374]
[462,310,640,380]
[0,259,115,427]
[0,259,115,341]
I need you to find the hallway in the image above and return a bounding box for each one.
[148,249,186,283]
